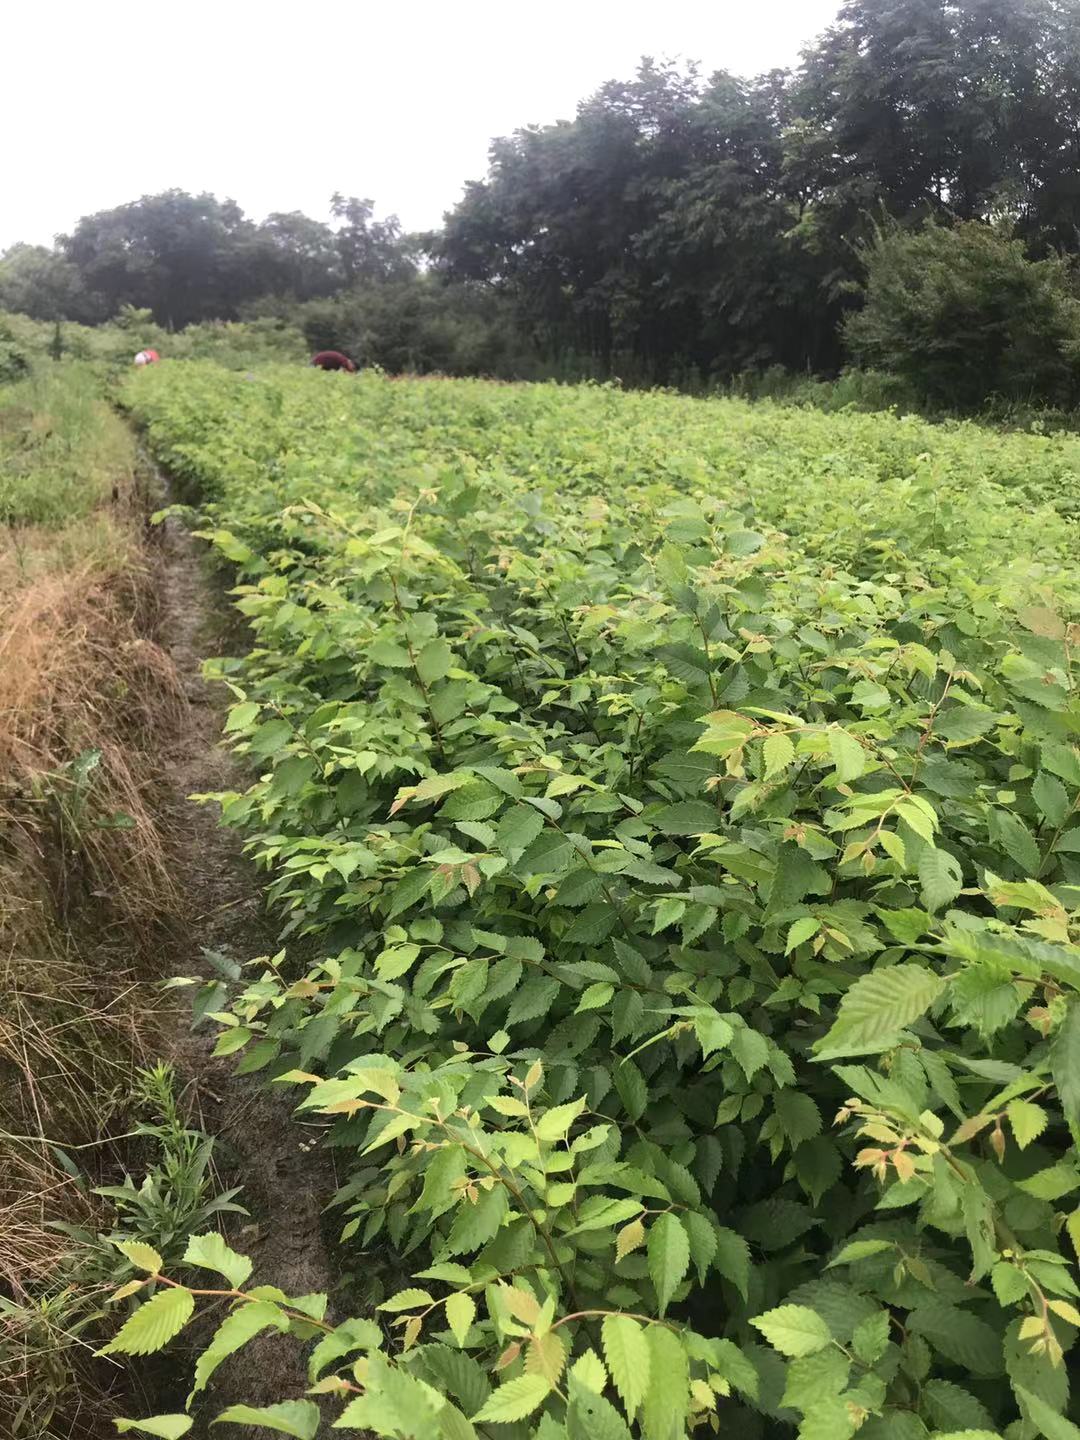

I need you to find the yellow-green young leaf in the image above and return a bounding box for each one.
[815,964,944,1059]
[445,1291,475,1347]
[101,1287,195,1357]
[750,1304,833,1357]
[182,1232,252,1290]
[110,1279,147,1304]
[472,1374,551,1423]
[377,1287,432,1312]
[616,1217,646,1261]
[501,1284,541,1325]
[828,728,865,783]
[647,1213,690,1316]
[1007,1099,1049,1150]
[487,1094,529,1117]
[879,829,907,867]
[525,1330,567,1387]
[192,1301,290,1396]
[114,1418,193,1439]
[569,1348,608,1394]
[114,1240,162,1274]
[601,1315,650,1420]
[1067,1211,1080,1259]
[786,916,820,954]
[640,1324,689,1440]
[534,1097,586,1143]
[211,1401,320,1438]
[763,732,795,780]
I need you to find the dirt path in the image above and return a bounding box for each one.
[150,495,337,1427]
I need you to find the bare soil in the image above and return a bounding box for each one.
[150,496,337,1430]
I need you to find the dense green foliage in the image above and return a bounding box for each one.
[111,362,1080,1438]
[11,0,1080,396]
[844,223,1080,410]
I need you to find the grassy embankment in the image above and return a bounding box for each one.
[0,361,185,1436]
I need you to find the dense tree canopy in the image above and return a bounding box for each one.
[8,0,1080,394]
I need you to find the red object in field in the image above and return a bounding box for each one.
[311,350,356,373]
[133,349,160,366]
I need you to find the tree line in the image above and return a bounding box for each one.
[7,0,1080,403]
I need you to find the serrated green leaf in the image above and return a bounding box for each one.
[416,638,453,685]
[1015,1385,1080,1440]
[786,916,821,953]
[1033,772,1070,827]
[1016,1162,1079,1201]
[114,1240,162,1273]
[852,1311,890,1365]
[438,1403,477,1440]
[308,1317,383,1381]
[101,1286,194,1357]
[919,846,963,913]
[614,1059,648,1121]
[192,1301,289,1396]
[496,804,546,862]
[652,800,718,836]
[712,1225,750,1297]
[828,728,865,783]
[601,1315,650,1420]
[816,964,944,1058]
[534,1097,586,1143]
[764,732,795,779]
[781,1347,849,1410]
[114,1419,193,1439]
[212,1401,320,1437]
[990,1262,1028,1306]
[1052,999,1080,1146]
[377,1287,433,1312]
[640,1324,689,1440]
[827,1239,892,1268]
[445,1183,508,1256]
[751,1304,833,1357]
[446,1291,475,1347]
[1007,1098,1049,1150]
[681,1210,718,1284]
[922,1378,994,1433]
[473,1374,551,1423]
[907,1303,1001,1376]
[566,1386,632,1440]
[647,1213,690,1316]
[182,1232,252,1290]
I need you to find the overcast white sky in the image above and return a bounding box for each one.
[1,0,841,252]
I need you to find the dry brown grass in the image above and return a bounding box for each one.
[0,557,186,936]
[0,386,192,1434]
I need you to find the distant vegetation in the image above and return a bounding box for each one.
[8,0,1080,407]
